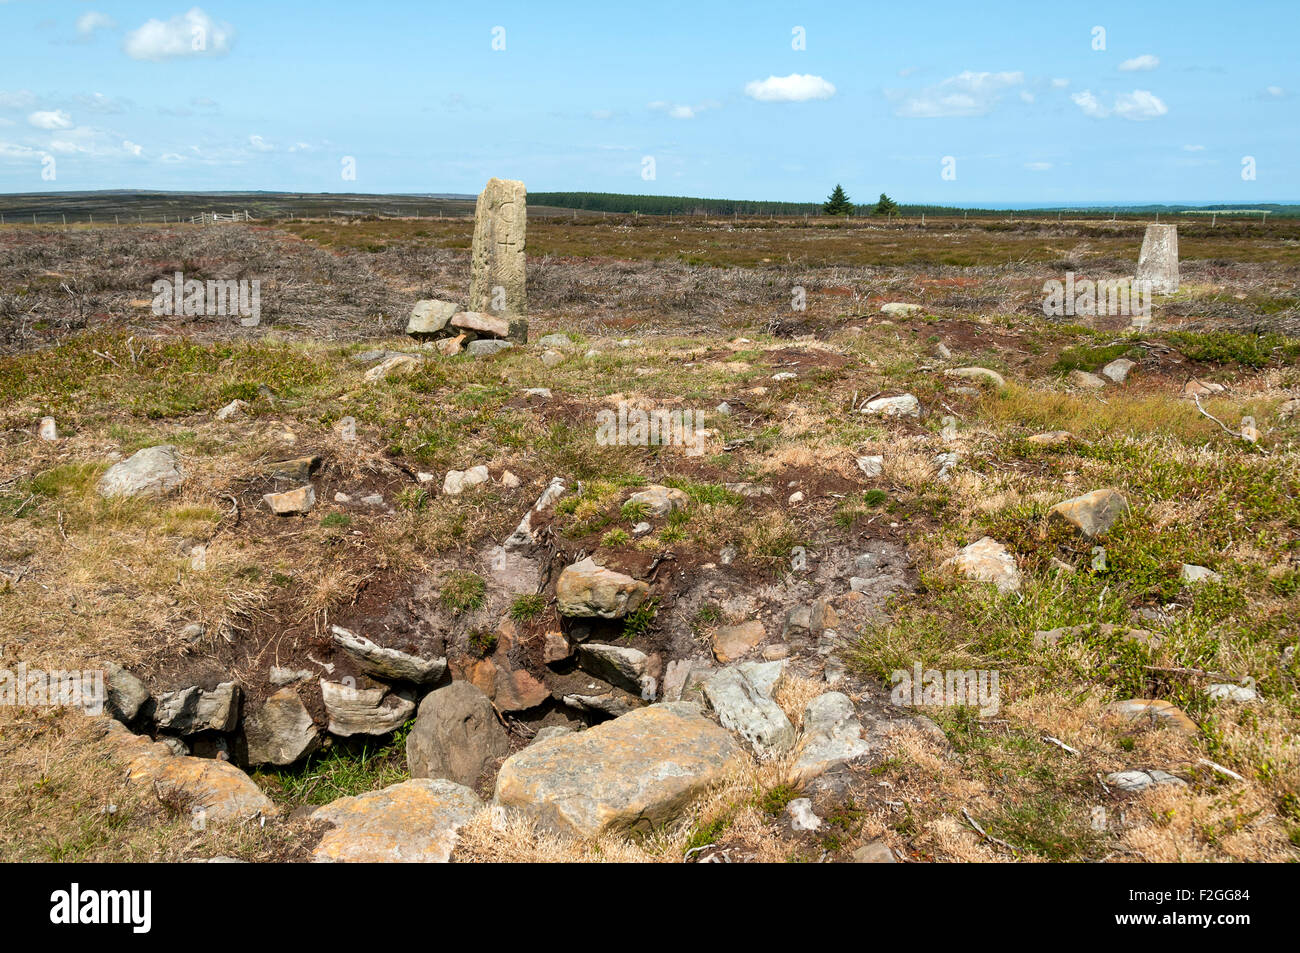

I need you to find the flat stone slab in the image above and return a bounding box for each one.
[1106,699,1198,736]
[792,692,872,782]
[329,624,446,684]
[312,778,482,862]
[493,702,743,839]
[940,536,1021,593]
[1048,488,1129,538]
[96,719,276,824]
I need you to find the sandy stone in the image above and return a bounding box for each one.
[468,177,527,317]
[712,620,765,663]
[556,557,649,619]
[940,537,1022,593]
[312,778,481,862]
[1106,699,1198,736]
[1048,488,1129,538]
[263,484,315,515]
[493,703,743,839]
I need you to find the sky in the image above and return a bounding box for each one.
[0,0,1296,204]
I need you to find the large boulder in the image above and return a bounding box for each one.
[406,682,510,787]
[493,703,743,839]
[243,688,319,766]
[311,778,481,862]
[556,557,649,619]
[96,719,275,823]
[97,445,185,498]
[1048,489,1129,538]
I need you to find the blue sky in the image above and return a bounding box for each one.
[1,0,1296,203]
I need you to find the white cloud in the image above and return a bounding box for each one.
[744,74,836,103]
[1071,89,1167,120]
[28,109,73,130]
[1183,144,1206,152]
[1050,78,1069,88]
[248,134,274,151]
[1024,161,1052,171]
[649,99,718,119]
[123,139,144,157]
[1263,85,1286,98]
[76,11,117,37]
[587,108,614,120]
[124,7,235,61]
[892,70,1023,117]
[1118,54,1160,72]
[1019,90,1035,103]
[160,152,185,163]
[1114,89,1167,120]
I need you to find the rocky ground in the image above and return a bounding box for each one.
[0,216,1297,863]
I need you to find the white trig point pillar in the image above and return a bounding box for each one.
[1136,223,1179,294]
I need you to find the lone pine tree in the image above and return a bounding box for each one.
[823,184,853,216]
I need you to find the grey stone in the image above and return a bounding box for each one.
[406,682,511,787]
[1102,358,1136,384]
[244,687,319,766]
[154,682,240,734]
[853,840,897,863]
[787,797,822,831]
[98,445,185,498]
[940,537,1022,594]
[312,778,481,863]
[407,299,462,337]
[556,557,649,619]
[329,625,446,684]
[320,680,415,737]
[861,394,921,418]
[702,661,796,757]
[1106,769,1187,793]
[468,177,527,316]
[576,643,651,696]
[1136,224,1179,294]
[467,339,514,357]
[792,692,871,782]
[103,662,149,723]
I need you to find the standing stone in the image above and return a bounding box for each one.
[1136,224,1179,294]
[468,178,527,319]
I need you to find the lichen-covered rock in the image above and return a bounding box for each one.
[702,661,796,756]
[153,682,240,734]
[312,779,481,862]
[556,557,649,619]
[940,537,1022,594]
[493,703,743,839]
[1048,488,1129,538]
[97,445,185,498]
[792,692,872,782]
[407,299,462,337]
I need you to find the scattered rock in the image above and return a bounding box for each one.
[214,400,247,421]
[320,680,416,737]
[96,719,275,824]
[501,470,521,488]
[443,465,490,496]
[312,778,481,862]
[269,666,314,686]
[702,661,796,757]
[493,702,743,839]
[467,339,514,357]
[792,692,871,782]
[1033,624,1161,650]
[880,302,923,317]
[940,537,1022,594]
[537,333,574,349]
[103,662,149,723]
[1048,488,1129,538]
[540,348,566,368]
[1026,430,1076,447]
[856,455,884,478]
[542,631,571,664]
[1180,564,1222,586]
[576,643,653,696]
[330,624,446,684]
[406,682,511,787]
[524,387,552,399]
[263,484,315,515]
[556,557,649,619]
[1106,769,1187,793]
[264,456,322,482]
[364,353,421,382]
[1102,358,1136,384]
[1182,378,1225,399]
[1106,699,1198,736]
[861,394,921,418]
[627,485,689,517]
[1278,397,1300,421]
[407,299,462,337]
[451,311,511,339]
[154,682,240,734]
[787,798,822,831]
[711,620,765,663]
[436,333,468,357]
[97,445,185,498]
[1206,683,1257,703]
[243,688,319,766]
[334,416,357,442]
[853,840,897,863]
[1068,370,1107,389]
